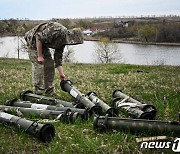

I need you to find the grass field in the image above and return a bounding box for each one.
[0,58,179,154]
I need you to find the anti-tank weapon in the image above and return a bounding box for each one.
[112,89,157,119]
[60,80,102,114]
[5,99,89,120]
[86,91,119,116]
[112,97,153,119]
[0,105,79,123]
[0,111,55,142]
[20,90,74,108]
[94,115,180,137]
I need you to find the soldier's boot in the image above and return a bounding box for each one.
[45,87,60,98]
[34,86,45,95]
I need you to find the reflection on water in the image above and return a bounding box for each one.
[118,43,180,66]
[0,36,180,66]
[0,36,28,59]
[72,41,180,66]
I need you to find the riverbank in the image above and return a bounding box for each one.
[1,34,180,46]
[0,58,179,153]
[84,36,180,46]
[112,39,180,46]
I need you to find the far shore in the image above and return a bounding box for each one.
[1,34,180,46]
[84,37,180,46]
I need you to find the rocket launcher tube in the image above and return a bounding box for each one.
[86,91,119,116]
[94,115,180,136]
[112,97,154,120]
[113,89,142,105]
[112,89,157,119]
[5,99,89,120]
[0,105,79,123]
[20,90,75,108]
[60,80,102,114]
[0,111,55,142]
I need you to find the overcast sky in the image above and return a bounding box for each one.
[0,0,180,19]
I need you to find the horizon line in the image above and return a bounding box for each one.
[0,14,180,20]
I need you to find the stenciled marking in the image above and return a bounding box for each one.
[0,112,13,120]
[31,104,48,110]
[70,89,78,98]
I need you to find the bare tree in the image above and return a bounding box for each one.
[15,36,28,59]
[95,37,121,63]
[63,46,75,63]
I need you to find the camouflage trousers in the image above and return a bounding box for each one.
[28,47,55,94]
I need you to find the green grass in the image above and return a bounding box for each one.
[0,58,179,153]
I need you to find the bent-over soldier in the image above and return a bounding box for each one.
[24,22,83,96]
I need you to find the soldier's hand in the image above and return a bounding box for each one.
[37,56,45,64]
[60,73,66,80]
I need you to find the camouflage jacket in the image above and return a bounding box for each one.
[24,22,83,67]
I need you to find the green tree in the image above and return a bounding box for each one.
[139,25,156,42]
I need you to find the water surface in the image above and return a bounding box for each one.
[0,36,180,66]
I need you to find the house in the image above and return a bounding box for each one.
[83,26,111,35]
[83,29,93,36]
[115,21,129,27]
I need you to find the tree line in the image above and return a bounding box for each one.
[0,18,180,43]
[0,18,95,36]
[0,19,34,36]
[94,21,180,43]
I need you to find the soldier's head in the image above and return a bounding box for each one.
[66,28,84,45]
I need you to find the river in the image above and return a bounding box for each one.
[0,36,180,66]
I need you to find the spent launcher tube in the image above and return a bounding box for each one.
[112,89,157,119]
[86,91,119,116]
[112,97,153,120]
[0,111,55,142]
[5,99,89,120]
[20,90,75,108]
[0,105,79,123]
[94,115,180,137]
[60,80,102,114]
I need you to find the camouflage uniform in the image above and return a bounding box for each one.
[24,22,83,94]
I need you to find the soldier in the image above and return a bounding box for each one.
[24,22,83,96]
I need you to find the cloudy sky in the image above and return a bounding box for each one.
[0,0,180,19]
